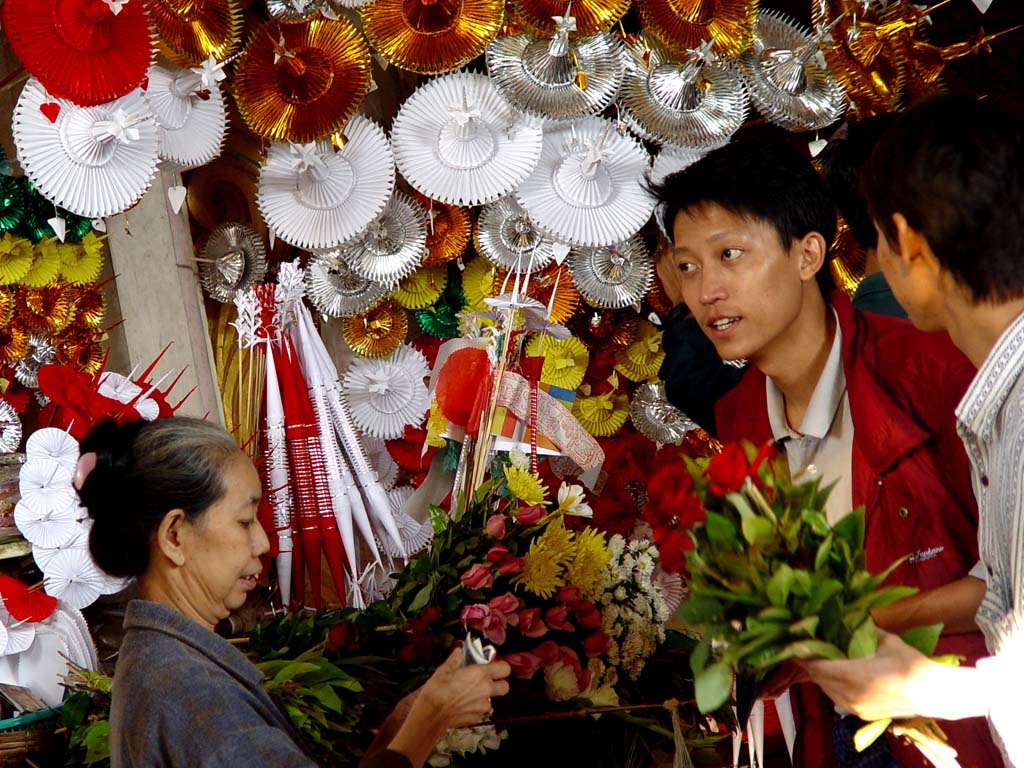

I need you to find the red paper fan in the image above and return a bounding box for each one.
[0,575,58,623]
[386,426,435,472]
[2,0,154,106]
[435,346,492,428]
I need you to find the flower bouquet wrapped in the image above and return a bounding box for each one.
[645,441,961,766]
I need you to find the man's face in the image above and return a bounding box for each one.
[874,222,944,331]
[670,204,813,363]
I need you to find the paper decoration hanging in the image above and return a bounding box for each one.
[475,196,555,274]
[342,345,431,439]
[143,0,243,66]
[568,236,654,309]
[304,255,389,318]
[199,223,268,303]
[145,62,229,170]
[636,0,758,60]
[334,192,428,290]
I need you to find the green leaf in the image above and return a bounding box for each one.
[752,638,846,671]
[790,569,812,596]
[695,662,734,713]
[309,683,344,714]
[766,564,794,607]
[849,585,917,614]
[901,623,944,657]
[807,578,843,614]
[741,516,774,546]
[429,504,450,535]
[832,509,865,552]
[789,616,819,637]
[801,509,831,537]
[690,638,711,676]
[854,719,892,752]
[757,606,792,622]
[679,596,725,626]
[83,721,111,765]
[814,535,833,571]
[408,581,435,613]
[847,617,878,659]
[727,492,756,520]
[704,511,738,545]
[272,662,321,684]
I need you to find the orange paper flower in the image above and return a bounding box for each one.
[143,0,243,66]
[414,193,472,267]
[637,0,758,59]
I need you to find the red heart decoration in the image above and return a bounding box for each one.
[40,102,61,123]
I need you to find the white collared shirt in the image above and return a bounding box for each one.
[766,311,854,525]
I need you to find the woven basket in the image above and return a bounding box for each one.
[0,708,61,764]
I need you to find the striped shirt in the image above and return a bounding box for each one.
[956,309,1024,767]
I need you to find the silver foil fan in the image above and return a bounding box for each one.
[475,195,555,273]
[0,400,21,454]
[738,11,847,132]
[567,236,653,309]
[619,40,748,150]
[629,381,698,445]
[14,335,56,389]
[200,223,268,303]
[304,255,389,318]
[486,12,625,124]
[334,192,427,289]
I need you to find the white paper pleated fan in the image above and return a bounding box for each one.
[145,63,227,170]
[343,345,430,439]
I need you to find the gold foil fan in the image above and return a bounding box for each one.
[392,265,448,310]
[360,0,504,75]
[56,331,104,375]
[636,0,758,60]
[19,287,74,335]
[69,285,107,330]
[525,264,579,325]
[0,288,14,327]
[0,324,28,365]
[514,0,630,39]
[413,193,472,267]
[341,299,409,359]
[143,0,243,67]
[234,17,372,143]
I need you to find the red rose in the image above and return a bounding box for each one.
[486,515,508,539]
[517,608,549,638]
[461,563,494,590]
[654,527,693,575]
[488,592,522,618]
[496,556,524,576]
[583,630,612,657]
[325,622,359,653]
[461,603,491,632]
[533,640,562,666]
[556,586,583,605]
[643,465,697,530]
[572,601,603,629]
[544,605,574,631]
[486,544,510,563]
[504,652,542,679]
[705,443,750,496]
[516,505,546,524]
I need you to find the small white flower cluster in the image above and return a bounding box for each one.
[598,535,670,681]
[427,724,508,767]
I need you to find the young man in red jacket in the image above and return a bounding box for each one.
[651,138,1000,767]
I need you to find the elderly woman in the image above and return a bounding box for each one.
[77,417,509,768]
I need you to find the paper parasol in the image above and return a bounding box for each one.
[475,196,555,274]
[619,42,748,149]
[199,223,268,303]
[636,0,758,60]
[414,193,471,267]
[630,381,697,444]
[42,547,104,610]
[341,300,409,359]
[486,25,625,123]
[32,520,90,571]
[362,435,399,490]
[384,485,433,558]
[0,610,36,656]
[18,458,75,511]
[1,0,153,106]
[568,236,653,309]
[25,428,79,471]
[391,72,544,207]
[259,117,396,251]
[392,266,448,310]
[145,63,228,170]
[234,17,372,144]
[0,235,33,285]
[143,0,243,66]
[516,117,654,248]
[524,334,589,391]
[336,192,427,289]
[305,255,389,318]
[342,345,430,439]
[14,81,159,219]
[14,497,79,549]
[0,401,22,454]
[513,0,630,38]
[360,0,503,75]
[738,11,847,132]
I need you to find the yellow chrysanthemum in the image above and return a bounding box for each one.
[536,518,576,567]
[566,527,612,600]
[504,463,548,506]
[514,539,565,599]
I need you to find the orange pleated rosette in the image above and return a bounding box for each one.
[19,287,75,335]
[69,285,107,330]
[525,264,579,326]
[0,324,29,365]
[341,300,410,359]
[143,0,243,66]
[234,17,372,143]
[636,0,758,59]
[360,0,504,75]
[0,288,14,328]
[513,0,630,38]
[413,193,472,267]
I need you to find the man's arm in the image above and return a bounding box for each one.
[871,575,985,635]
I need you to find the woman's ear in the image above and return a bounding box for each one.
[154,509,189,567]
[796,231,828,281]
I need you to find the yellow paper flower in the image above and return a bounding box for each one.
[525,334,589,391]
[60,233,106,285]
[20,238,62,288]
[514,539,565,599]
[503,463,548,506]
[0,234,33,285]
[615,320,665,382]
[425,400,448,448]
[573,390,629,437]
[462,257,501,311]
[392,266,448,310]
[566,527,612,600]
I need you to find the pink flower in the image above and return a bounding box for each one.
[496,556,524,576]
[486,544,510,563]
[461,563,494,590]
[583,630,612,658]
[504,652,542,680]
[544,605,574,632]
[488,592,523,621]
[556,586,583,605]
[517,607,549,638]
[573,601,602,629]
[460,604,491,632]
[481,611,509,644]
[533,640,562,666]
[516,505,546,524]
[486,515,508,539]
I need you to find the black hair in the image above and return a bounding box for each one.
[863,94,1024,303]
[650,138,837,295]
[78,417,241,578]
[819,114,899,251]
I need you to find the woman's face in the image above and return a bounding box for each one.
[179,453,269,626]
